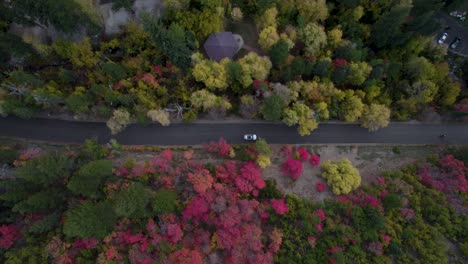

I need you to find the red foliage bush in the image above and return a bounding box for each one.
[314,209,326,222]
[236,161,266,196]
[309,154,320,166]
[205,138,232,157]
[169,248,203,264]
[282,158,303,180]
[74,237,98,249]
[296,148,310,161]
[0,224,21,249]
[418,155,468,193]
[332,58,348,69]
[188,169,214,194]
[165,223,183,244]
[316,182,326,192]
[271,199,289,215]
[327,246,343,254]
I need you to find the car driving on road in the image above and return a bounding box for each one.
[244,134,257,141]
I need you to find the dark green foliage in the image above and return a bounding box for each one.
[16,152,72,187]
[142,15,196,71]
[1,98,36,119]
[152,189,178,214]
[28,212,60,234]
[331,65,349,85]
[112,0,135,11]
[80,139,109,161]
[290,57,305,77]
[351,206,385,241]
[382,193,403,211]
[312,60,332,78]
[2,0,99,33]
[64,201,117,239]
[269,40,290,68]
[65,93,91,114]
[0,148,18,165]
[67,160,113,198]
[102,63,128,82]
[0,33,35,65]
[372,3,412,48]
[260,95,284,121]
[226,61,244,94]
[392,147,401,154]
[258,180,283,199]
[12,190,64,214]
[113,183,153,218]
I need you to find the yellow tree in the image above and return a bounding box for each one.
[106,109,131,135]
[258,26,280,51]
[257,7,278,31]
[238,53,272,87]
[340,90,364,122]
[321,159,361,195]
[147,109,171,126]
[192,59,229,91]
[296,0,328,23]
[360,104,391,132]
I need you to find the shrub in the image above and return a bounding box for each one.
[67,160,113,198]
[63,201,117,239]
[0,148,18,165]
[382,193,403,211]
[112,183,153,218]
[321,159,361,195]
[152,189,178,214]
[282,158,303,180]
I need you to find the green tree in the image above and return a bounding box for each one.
[321,159,361,195]
[142,15,196,71]
[261,95,285,121]
[340,90,364,122]
[255,138,272,157]
[437,78,460,107]
[64,201,117,239]
[296,0,328,23]
[269,40,290,68]
[300,23,327,57]
[65,87,91,114]
[360,104,391,132]
[67,160,113,198]
[347,62,372,86]
[372,3,412,48]
[152,189,178,214]
[226,61,244,94]
[112,183,153,219]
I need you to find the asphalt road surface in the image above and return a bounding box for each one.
[0,117,467,145]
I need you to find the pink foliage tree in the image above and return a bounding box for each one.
[205,138,232,157]
[282,158,303,180]
[310,154,321,166]
[0,224,21,249]
[316,182,326,192]
[169,248,203,264]
[296,148,310,161]
[188,169,214,194]
[236,161,266,196]
[271,199,289,215]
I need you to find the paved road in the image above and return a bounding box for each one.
[1,117,467,145]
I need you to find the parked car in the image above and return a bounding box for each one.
[438,33,448,44]
[243,134,257,141]
[450,38,461,49]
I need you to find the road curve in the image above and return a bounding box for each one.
[0,117,467,145]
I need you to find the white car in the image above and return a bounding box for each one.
[243,134,257,141]
[438,33,448,44]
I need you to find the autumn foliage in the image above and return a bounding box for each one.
[282,158,303,180]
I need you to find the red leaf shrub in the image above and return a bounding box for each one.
[400,208,415,221]
[165,223,183,244]
[310,154,321,166]
[0,224,21,249]
[205,138,232,157]
[418,155,468,193]
[169,248,203,264]
[271,199,289,215]
[268,228,283,254]
[327,246,343,254]
[74,237,98,249]
[188,169,214,194]
[316,182,326,192]
[182,195,211,223]
[296,147,310,161]
[314,209,326,221]
[236,161,265,196]
[282,158,303,180]
[160,149,173,162]
[367,241,383,255]
[332,58,348,69]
